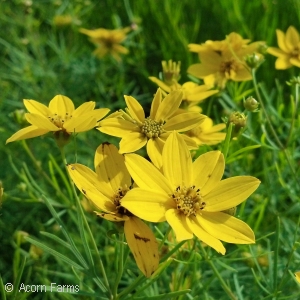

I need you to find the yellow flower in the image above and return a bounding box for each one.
[98,88,206,168]
[80,27,130,61]
[185,117,226,146]
[188,32,264,88]
[267,26,300,69]
[67,143,159,277]
[6,95,109,144]
[121,132,260,254]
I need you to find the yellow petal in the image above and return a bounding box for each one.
[162,132,192,187]
[193,151,224,195]
[124,96,145,123]
[49,95,74,115]
[275,57,292,69]
[124,217,159,277]
[204,176,260,212]
[148,77,171,93]
[24,100,51,116]
[146,138,164,169]
[186,88,218,102]
[124,154,173,194]
[64,115,97,133]
[150,88,163,119]
[163,112,206,132]
[186,217,226,254]
[276,29,289,53]
[25,113,60,131]
[155,90,183,121]
[6,126,49,144]
[119,132,147,153]
[88,108,110,121]
[71,102,95,117]
[197,212,255,244]
[295,271,300,283]
[165,209,193,241]
[94,143,131,191]
[290,57,300,68]
[95,211,129,222]
[285,26,300,51]
[121,189,172,222]
[67,164,115,212]
[98,118,138,137]
[267,47,288,58]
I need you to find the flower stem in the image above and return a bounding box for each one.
[199,243,237,300]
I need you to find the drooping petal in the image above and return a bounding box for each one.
[165,209,193,241]
[162,132,192,187]
[64,115,97,133]
[204,176,260,212]
[150,88,163,119]
[24,100,51,116]
[95,211,129,222]
[163,112,206,132]
[94,143,131,191]
[124,96,145,123]
[121,188,173,222]
[125,154,173,194]
[124,216,159,277]
[25,113,60,131]
[6,125,49,144]
[275,57,293,69]
[119,132,147,153]
[155,90,183,121]
[193,151,225,195]
[98,118,138,137]
[290,57,300,68]
[186,216,226,254]
[71,102,95,117]
[197,212,255,244]
[49,95,75,115]
[67,164,115,212]
[146,138,165,169]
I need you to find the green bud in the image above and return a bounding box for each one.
[244,96,259,112]
[161,60,181,85]
[229,111,247,128]
[245,53,264,69]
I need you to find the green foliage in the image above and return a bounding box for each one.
[1,0,300,299]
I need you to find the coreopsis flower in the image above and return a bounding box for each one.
[6,95,109,144]
[67,143,159,277]
[188,32,265,88]
[80,27,130,61]
[185,117,226,146]
[267,26,300,69]
[98,88,206,168]
[121,132,260,254]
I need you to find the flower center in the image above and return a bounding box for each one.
[140,117,164,139]
[291,47,300,58]
[220,59,239,77]
[48,112,72,129]
[113,185,132,216]
[171,185,205,216]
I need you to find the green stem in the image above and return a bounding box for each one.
[200,244,237,300]
[251,69,300,187]
[113,233,125,299]
[60,148,111,296]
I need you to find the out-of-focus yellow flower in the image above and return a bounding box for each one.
[295,271,300,283]
[188,32,265,88]
[267,26,300,69]
[98,88,206,168]
[53,15,73,27]
[185,117,226,146]
[149,60,218,113]
[80,27,130,61]
[6,95,109,144]
[68,143,159,277]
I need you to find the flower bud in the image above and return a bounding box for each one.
[229,111,247,128]
[161,60,181,85]
[245,53,264,69]
[244,96,259,112]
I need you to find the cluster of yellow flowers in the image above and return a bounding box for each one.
[7,25,300,278]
